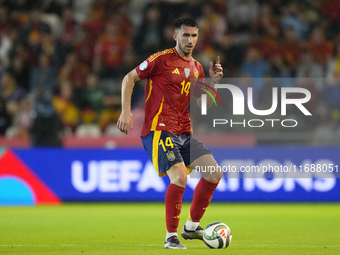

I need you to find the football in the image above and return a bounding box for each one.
[203,222,232,249]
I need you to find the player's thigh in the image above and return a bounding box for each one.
[141,130,184,177]
[191,154,223,183]
[181,135,211,167]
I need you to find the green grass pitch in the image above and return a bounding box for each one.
[0,203,339,254]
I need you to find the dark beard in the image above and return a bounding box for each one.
[179,44,190,56]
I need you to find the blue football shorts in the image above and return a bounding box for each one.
[141,130,211,177]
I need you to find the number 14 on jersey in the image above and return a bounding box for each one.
[181,80,190,96]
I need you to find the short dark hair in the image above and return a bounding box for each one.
[175,17,198,30]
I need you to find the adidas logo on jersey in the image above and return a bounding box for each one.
[172,68,180,74]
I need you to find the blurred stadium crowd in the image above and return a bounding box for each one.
[0,0,340,145]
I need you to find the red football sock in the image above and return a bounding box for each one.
[165,183,185,233]
[190,178,218,222]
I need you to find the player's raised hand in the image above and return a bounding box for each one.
[117,111,133,135]
[209,56,223,84]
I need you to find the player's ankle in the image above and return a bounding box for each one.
[185,220,200,231]
[166,232,178,241]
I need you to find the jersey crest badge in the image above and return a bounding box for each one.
[184,68,190,78]
[166,151,176,161]
[194,69,199,78]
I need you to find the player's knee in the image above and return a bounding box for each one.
[167,163,188,187]
[169,167,187,187]
[208,177,221,184]
[171,173,187,187]
[215,169,223,180]
[206,170,223,183]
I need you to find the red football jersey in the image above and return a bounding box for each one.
[136,48,206,137]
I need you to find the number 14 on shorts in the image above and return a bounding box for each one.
[159,137,174,151]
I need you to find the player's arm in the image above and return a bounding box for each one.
[117,69,141,134]
[196,56,223,109]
